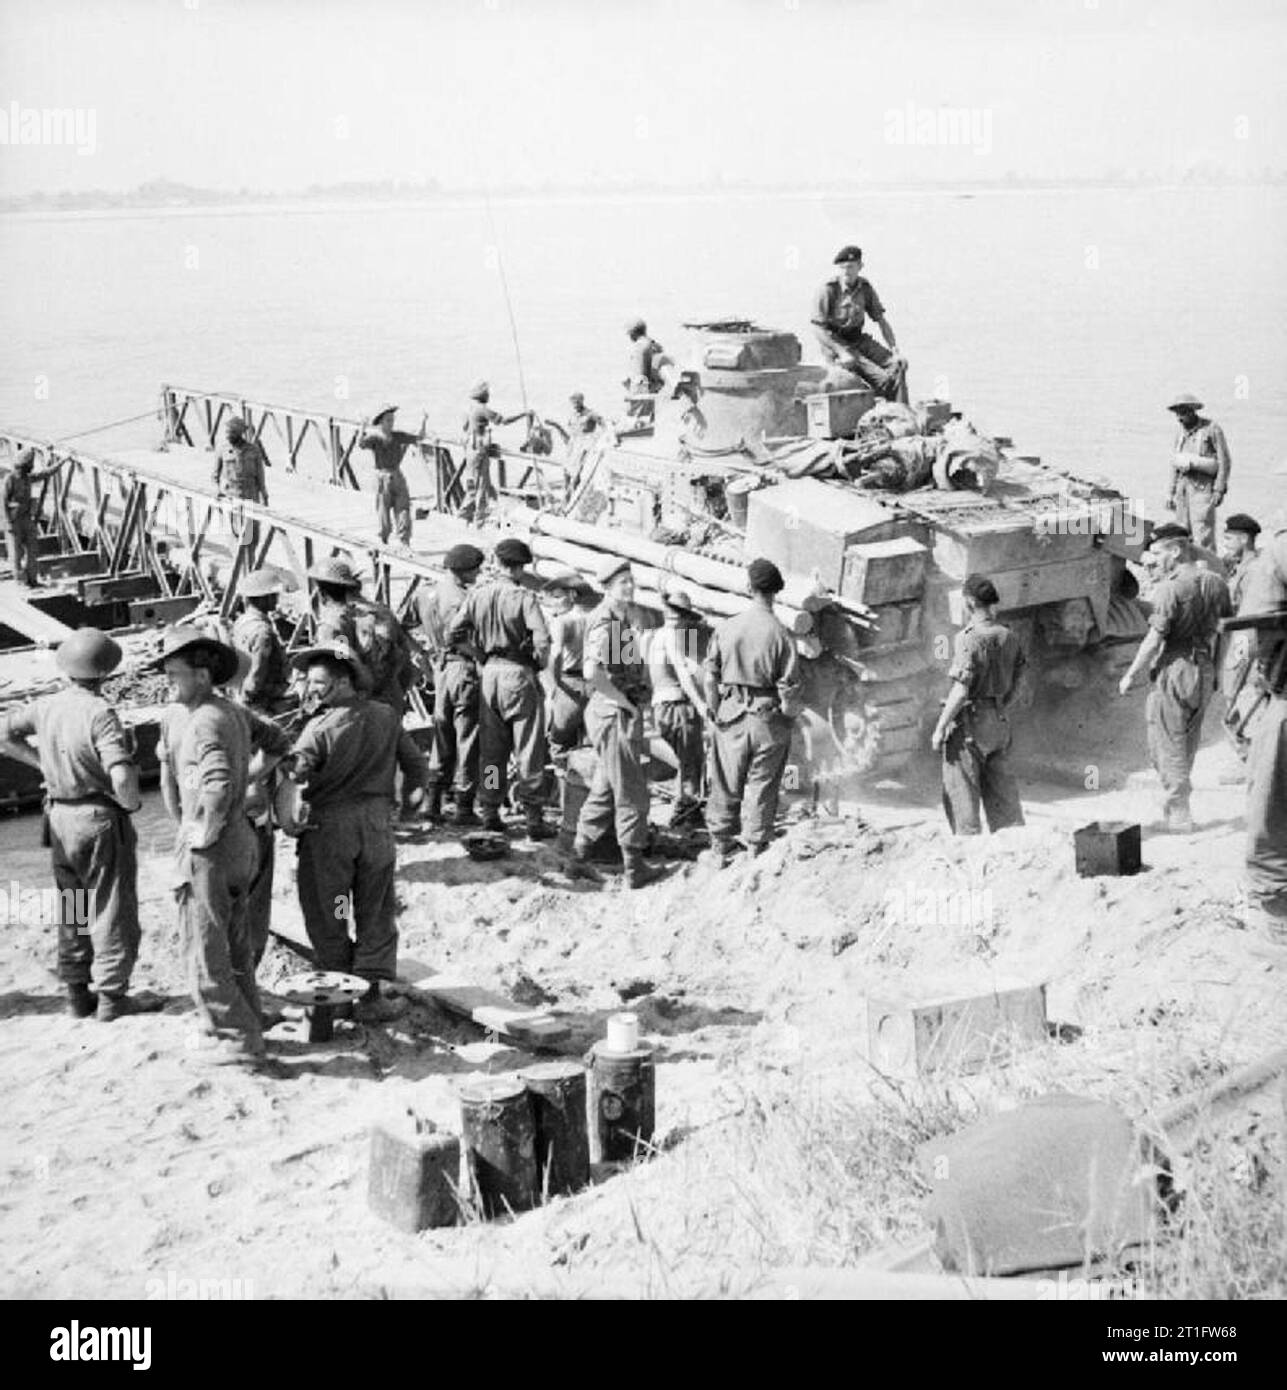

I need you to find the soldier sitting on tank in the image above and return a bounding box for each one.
[812,246,908,404]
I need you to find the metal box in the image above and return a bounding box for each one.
[841,536,929,606]
[866,980,1048,1078]
[744,479,899,590]
[1074,821,1141,877]
[805,389,876,439]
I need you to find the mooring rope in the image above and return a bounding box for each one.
[54,409,159,443]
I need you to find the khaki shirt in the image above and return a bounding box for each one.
[213,440,269,502]
[448,574,550,668]
[626,337,666,393]
[292,696,428,809]
[948,617,1026,703]
[159,696,288,849]
[359,428,418,474]
[548,607,587,680]
[1170,417,1231,496]
[812,275,887,347]
[2,685,134,800]
[585,599,650,707]
[416,575,477,664]
[1148,564,1233,664]
[705,605,801,722]
[231,607,289,708]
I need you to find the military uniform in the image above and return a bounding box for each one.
[1167,416,1231,551]
[546,605,589,756]
[811,274,904,401]
[461,401,502,525]
[447,574,551,819]
[417,573,481,807]
[231,606,290,714]
[3,462,47,586]
[1144,564,1232,822]
[353,596,415,714]
[649,622,705,806]
[212,438,269,502]
[1,688,140,997]
[941,617,1027,835]
[161,695,289,1050]
[704,606,801,850]
[291,696,428,981]
[360,428,418,546]
[625,336,667,395]
[575,600,652,853]
[1242,531,1287,929]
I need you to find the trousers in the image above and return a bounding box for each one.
[1146,656,1213,816]
[175,819,263,1047]
[296,799,398,982]
[246,816,274,966]
[576,699,650,851]
[707,709,792,848]
[941,705,1025,836]
[376,467,412,546]
[1171,477,1218,551]
[478,660,547,812]
[49,802,140,996]
[1246,694,1287,914]
[460,449,497,525]
[428,658,480,798]
[4,516,39,585]
[827,333,908,403]
[547,674,587,754]
[654,699,704,801]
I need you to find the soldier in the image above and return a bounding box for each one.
[649,584,710,826]
[1164,393,1231,551]
[289,642,429,1022]
[447,537,555,839]
[811,245,908,402]
[212,417,269,563]
[0,628,153,1020]
[359,403,425,548]
[1221,513,1261,611]
[155,626,291,1062]
[1118,522,1232,832]
[3,447,65,588]
[310,557,363,649]
[353,587,416,716]
[461,381,529,526]
[931,574,1027,836]
[624,320,673,421]
[1237,526,1287,943]
[415,542,485,826]
[572,557,659,888]
[703,558,802,866]
[542,567,592,767]
[231,568,291,716]
[548,394,607,498]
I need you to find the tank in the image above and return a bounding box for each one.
[533,319,1153,791]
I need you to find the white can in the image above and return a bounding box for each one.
[605,1012,640,1053]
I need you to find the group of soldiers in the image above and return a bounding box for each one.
[0,532,806,1064]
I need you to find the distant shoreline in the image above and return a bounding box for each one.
[3,180,1284,223]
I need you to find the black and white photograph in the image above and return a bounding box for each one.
[0,0,1283,1334]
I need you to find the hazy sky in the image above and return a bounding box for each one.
[1,0,1283,194]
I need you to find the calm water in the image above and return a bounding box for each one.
[1,186,1284,521]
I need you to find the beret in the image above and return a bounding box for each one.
[747,558,785,594]
[833,245,863,264]
[1223,513,1260,538]
[1149,522,1191,544]
[494,537,533,566]
[444,543,485,571]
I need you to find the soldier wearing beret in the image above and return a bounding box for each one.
[0,628,151,1020]
[415,542,485,825]
[359,404,425,548]
[3,446,66,588]
[446,537,555,838]
[931,574,1027,836]
[571,557,659,888]
[1119,523,1232,832]
[1164,394,1231,551]
[811,246,908,403]
[702,558,802,866]
[1220,513,1261,612]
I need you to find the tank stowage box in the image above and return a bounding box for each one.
[841,536,930,606]
[744,478,904,591]
[806,389,876,440]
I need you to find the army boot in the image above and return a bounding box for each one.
[66,983,96,1019]
[480,805,507,834]
[524,806,558,841]
[97,991,165,1022]
[452,794,481,828]
[622,849,662,890]
[424,784,444,825]
[700,837,736,870]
